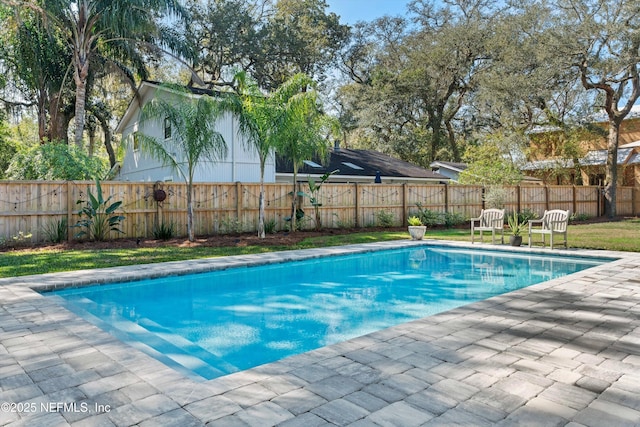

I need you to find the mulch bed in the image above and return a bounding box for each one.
[2,227,407,253]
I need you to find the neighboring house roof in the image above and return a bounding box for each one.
[589,104,640,123]
[115,81,227,134]
[522,158,575,171]
[276,148,448,181]
[523,147,637,170]
[579,148,634,166]
[429,161,468,173]
[620,140,640,149]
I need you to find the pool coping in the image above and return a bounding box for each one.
[1,239,622,293]
[2,240,639,426]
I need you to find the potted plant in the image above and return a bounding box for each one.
[507,211,525,246]
[408,216,427,240]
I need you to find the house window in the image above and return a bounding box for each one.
[342,162,363,170]
[303,160,323,168]
[164,117,172,139]
[132,132,140,151]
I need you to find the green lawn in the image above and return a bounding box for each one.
[1,219,638,279]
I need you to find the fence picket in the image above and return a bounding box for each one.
[0,180,636,242]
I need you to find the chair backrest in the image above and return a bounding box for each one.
[541,209,569,232]
[481,209,505,228]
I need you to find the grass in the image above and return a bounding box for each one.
[1,220,638,279]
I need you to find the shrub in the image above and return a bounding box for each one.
[153,221,176,240]
[415,203,443,227]
[570,212,590,222]
[484,186,509,209]
[41,217,68,243]
[518,208,538,224]
[220,217,243,234]
[1,231,33,248]
[443,212,466,228]
[264,218,277,234]
[408,216,423,226]
[73,180,125,241]
[376,210,395,227]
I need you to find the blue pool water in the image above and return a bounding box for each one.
[49,246,608,379]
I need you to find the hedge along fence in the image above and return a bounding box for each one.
[0,180,637,243]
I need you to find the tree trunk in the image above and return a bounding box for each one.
[258,164,266,238]
[37,89,47,143]
[47,92,70,143]
[94,109,116,167]
[604,121,620,218]
[291,168,298,232]
[88,125,95,157]
[73,8,91,149]
[187,183,195,241]
[445,119,460,161]
[74,71,88,148]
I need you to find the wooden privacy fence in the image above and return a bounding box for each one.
[0,180,637,242]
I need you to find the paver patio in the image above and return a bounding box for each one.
[1,240,639,426]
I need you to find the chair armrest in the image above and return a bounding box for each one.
[528,218,543,232]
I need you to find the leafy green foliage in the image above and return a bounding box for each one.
[414,203,465,228]
[139,84,228,242]
[73,181,125,241]
[407,216,423,226]
[459,140,523,186]
[186,0,348,91]
[273,74,338,231]
[300,169,339,230]
[5,141,107,180]
[375,210,395,227]
[152,221,176,240]
[507,211,525,236]
[41,217,68,243]
[0,114,17,179]
[263,219,277,234]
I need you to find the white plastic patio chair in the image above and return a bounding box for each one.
[528,209,569,249]
[470,208,505,244]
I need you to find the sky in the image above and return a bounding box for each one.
[325,0,412,24]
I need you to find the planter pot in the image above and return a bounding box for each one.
[408,225,427,241]
[509,235,523,246]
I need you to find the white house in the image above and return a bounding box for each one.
[114,81,275,183]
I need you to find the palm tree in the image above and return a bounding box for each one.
[221,72,337,236]
[221,72,277,238]
[272,74,336,232]
[2,0,190,148]
[138,84,228,242]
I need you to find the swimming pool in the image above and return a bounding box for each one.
[48,246,608,380]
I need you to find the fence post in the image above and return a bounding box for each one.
[354,183,359,228]
[545,185,550,211]
[66,181,73,241]
[236,182,242,219]
[517,185,521,213]
[402,183,408,226]
[597,186,602,217]
[444,183,449,213]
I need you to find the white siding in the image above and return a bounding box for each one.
[116,83,275,183]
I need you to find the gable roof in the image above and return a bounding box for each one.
[429,161,468,173]
[115,81,228,134]
[522,147,638,171]
[276,148,448,181]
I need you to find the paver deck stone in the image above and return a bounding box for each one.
[1,241,639,426]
